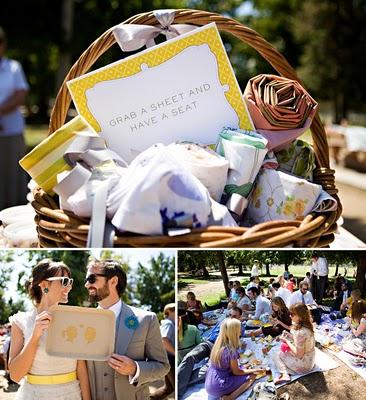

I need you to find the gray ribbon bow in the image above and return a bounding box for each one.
[113,9,197,52]
[54,136,127,248]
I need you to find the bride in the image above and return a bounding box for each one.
[8,259,91,400]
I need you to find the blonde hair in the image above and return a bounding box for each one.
[164,303,175,317]
[210,318,241,367]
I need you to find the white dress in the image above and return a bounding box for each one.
[9,309,82,400]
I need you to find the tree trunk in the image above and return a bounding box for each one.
[334,263,339,277]
[217,251,230,297]
[284,263,289,272]
[56,0,74,91]
[237,264,244,276]
[266,263,270,276]
[355,252,366,296]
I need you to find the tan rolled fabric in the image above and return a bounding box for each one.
[244,74,318,151]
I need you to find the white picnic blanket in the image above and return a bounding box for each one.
[315,317,366,381]
[182,337,339,400]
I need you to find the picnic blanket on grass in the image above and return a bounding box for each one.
[182,333,339,400]
[315,314,366,381]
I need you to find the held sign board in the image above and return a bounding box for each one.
[67,23,253,163]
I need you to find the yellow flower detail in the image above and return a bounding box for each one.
[294,199,306,217]
[266,197,274,207]
[252,186,263,203]
[283,201,295,217]
[255,199,261,209]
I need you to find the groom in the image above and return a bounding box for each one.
[84,259,170,399]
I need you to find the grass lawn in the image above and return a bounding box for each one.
[179,264,356,306]
[203,292,227,305]
[24,124,48,149]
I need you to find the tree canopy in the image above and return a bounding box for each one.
[1,0,364,122]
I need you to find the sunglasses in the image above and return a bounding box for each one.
[84,273,107,284]
[46,277,73,287]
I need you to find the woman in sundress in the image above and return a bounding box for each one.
[8,259,91,400]
[273,302,315,384]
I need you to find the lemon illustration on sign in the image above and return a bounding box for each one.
[84,326,96,344]
[62,326,78,343]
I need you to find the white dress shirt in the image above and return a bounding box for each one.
[276,287,292,307]
[253,295,272,320]
[289,290,315,306]
[316,257,329,276]
[251,264,259,277]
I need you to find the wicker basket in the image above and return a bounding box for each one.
[32,9,342,248]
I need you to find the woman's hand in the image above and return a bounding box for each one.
[32,311,52,341]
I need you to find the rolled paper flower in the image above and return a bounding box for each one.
[244,74,318,151]
[168,142,229,201]
[217,128,268,217]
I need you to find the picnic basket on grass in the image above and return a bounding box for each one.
[31,9,342,248]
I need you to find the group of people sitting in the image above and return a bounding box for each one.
[178,273,366,400]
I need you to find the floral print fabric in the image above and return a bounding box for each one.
[246,169,322,224]
[276,139,316,181]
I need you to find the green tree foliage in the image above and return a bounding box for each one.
[177,250,217,273]
[135,252,175,313]
[0,251,26,324]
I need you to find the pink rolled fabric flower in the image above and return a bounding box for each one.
[244,74,318,151]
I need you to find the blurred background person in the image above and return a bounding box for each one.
[0,26,29,210]
[151,303,175,400]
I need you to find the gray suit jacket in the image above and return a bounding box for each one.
[87,303,170,400]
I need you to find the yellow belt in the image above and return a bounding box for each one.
[26,371,77,385]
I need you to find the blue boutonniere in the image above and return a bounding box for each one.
[125,315,139,330]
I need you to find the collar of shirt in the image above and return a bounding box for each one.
[98,299,122,318]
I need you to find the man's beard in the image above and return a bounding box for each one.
[88,284,110,303]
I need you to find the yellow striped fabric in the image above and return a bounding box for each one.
[19,116,95,194]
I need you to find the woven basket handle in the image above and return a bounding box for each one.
[49,8,330,171]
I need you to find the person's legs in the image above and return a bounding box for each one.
[150,355,175,399]
[178,341,213,398]
[272,351,291,384]
[220,375,256,400]
[317,276,327,303]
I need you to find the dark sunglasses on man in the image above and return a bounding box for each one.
[84,273,107,284]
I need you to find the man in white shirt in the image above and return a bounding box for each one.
[289,281,317,307]
[251,260,260,278]
[247,286,271,320]
[271,281,292,307]
[85,259,169,400]
[246,276,259,293]
[311,253,329,303]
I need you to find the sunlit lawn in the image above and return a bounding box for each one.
[24,124,48,149]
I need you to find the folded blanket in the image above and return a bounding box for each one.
[109,144,212,235]
[217,127,268,217]
[246,169,337,224]
[19,116,97,194]
[276,139,316,181]
[168,142,229,201]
